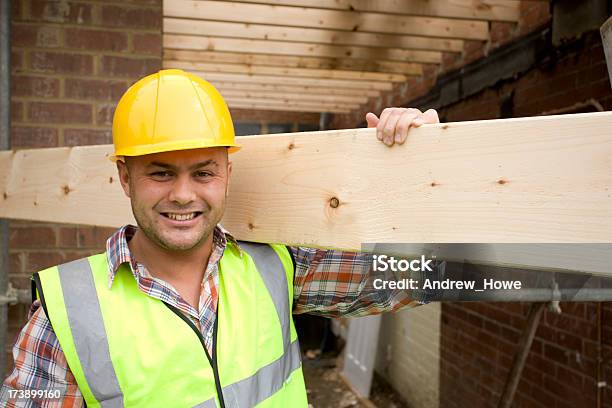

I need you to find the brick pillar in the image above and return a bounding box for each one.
[6,0,162,376]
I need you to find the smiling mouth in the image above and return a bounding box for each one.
[161,212,203,221]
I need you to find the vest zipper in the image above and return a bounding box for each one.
[162,302,226,408]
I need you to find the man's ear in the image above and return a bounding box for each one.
[226,160,232,192]
[116,160,131,198]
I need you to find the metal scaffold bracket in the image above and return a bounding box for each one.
[0,283,19,306]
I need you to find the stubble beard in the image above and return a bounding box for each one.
[131,196,225,252]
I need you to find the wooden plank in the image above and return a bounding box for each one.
[226,97,358,110]
[212,81,381,98]
[163,34,443,64]
[164,49,424,76]
[163,18,464,52]
[191,72,394,91]
[163,0,490,40]
[163,60,408,82]
[220,89,369,104]
[1,112,611,247]
[225,97,360,111]
[235,0,521,22]
[226,98,359,113]
[228,103,350,113]
[0,147,137,229]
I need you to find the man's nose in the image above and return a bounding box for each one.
[168,175,197,205]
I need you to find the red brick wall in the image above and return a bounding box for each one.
[441,302,610,408]
[6,0,162,374]
[437,33,611,121]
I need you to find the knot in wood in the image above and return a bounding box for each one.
[329,197,340,208]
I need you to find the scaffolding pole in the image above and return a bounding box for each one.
[0,0,11,376]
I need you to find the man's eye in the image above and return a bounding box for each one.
[196,171,213,178]
[151,171,172,177]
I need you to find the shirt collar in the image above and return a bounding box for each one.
[105,224,241,289]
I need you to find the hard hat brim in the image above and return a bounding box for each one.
[108,142,241,163]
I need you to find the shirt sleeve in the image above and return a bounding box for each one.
[1,301,84,408]
[289,246,427,317]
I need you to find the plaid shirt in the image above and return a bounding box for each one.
[1,224,423,407]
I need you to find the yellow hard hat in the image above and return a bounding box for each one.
[110,69,239,162]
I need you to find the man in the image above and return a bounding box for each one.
[1,69,439,407]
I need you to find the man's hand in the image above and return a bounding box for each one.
[366,107,440,147]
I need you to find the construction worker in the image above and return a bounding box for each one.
[1,69,440,407]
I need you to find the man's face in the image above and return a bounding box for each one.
[117,147,232,252]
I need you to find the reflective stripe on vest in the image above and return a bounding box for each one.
[54,243,302,407]
[58,258,124,407]
[193,399,217,408]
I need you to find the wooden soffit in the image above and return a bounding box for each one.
[162,0,525,114]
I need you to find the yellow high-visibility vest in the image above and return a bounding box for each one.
[34,241,307,408]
